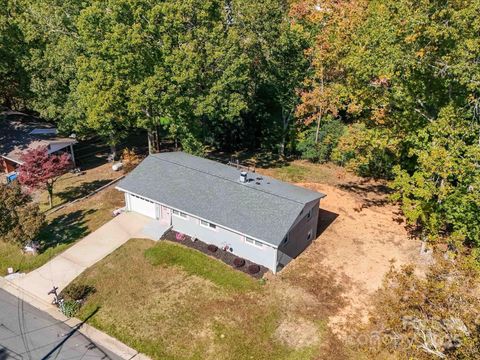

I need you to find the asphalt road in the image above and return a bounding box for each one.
[0,289,121,360]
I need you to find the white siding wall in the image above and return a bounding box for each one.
[171,213,277,271]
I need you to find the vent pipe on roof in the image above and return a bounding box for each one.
[239,171,247,183]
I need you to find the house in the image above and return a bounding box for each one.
[0,112,77,176]
[116,152,326,273]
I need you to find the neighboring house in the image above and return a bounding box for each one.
[0,113,77,177]
[116,152,326,273]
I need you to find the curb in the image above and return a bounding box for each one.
[0,277,151,360]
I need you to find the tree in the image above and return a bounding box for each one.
[358,247,480,359]
[237,0,310,156]
[0,0,30,109]
[18,146,72,208]
[150,0,250,153]
[297,118,345,163]
[293,0,366,143]
[391,106,480,244]
[0,182,44,247]
[17,0,84,124]
[121,148,141,173]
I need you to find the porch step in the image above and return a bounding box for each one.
[142,221,172,241]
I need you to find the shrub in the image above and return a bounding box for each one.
[207,244,218,252]
[121,148,141,173]
[0,183,45,247]
[331,123,399,179]
[247,264,260,274]
[175,232,186,241]
[357,248,480,359]
[233,258,245,267]
[297,119,345,163]
[61,284,96,301]
[60,300,79,318]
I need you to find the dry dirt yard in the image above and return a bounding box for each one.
[292,182,421,333]
[260,162,423,334]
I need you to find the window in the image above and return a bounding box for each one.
[282,234,289,245]
[306,209,312,221]
[245,237,263,248]
[172,209,187,218]
[307,230,313,241]
[200,220,217,230]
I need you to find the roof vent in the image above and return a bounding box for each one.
[239,171,248,183]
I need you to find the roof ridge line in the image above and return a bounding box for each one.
[149,154,307,205]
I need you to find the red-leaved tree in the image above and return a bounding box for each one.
[18,146,72,208]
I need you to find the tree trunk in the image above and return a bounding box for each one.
[315,111,322,143]
[109,143,117,161]
[279,108,291,158]
[47,184,53,208]
[147,131,154,154]
[279,134,286,158]
[147,128,160,154]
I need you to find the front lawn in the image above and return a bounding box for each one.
[36,160,119,212]
[67,239,337,360]
[0,186,124,275]
[145,242,258,292]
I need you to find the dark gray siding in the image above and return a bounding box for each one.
[276,199,320,270]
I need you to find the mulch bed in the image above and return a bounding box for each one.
[162,230,268,279]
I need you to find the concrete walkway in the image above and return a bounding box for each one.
[11,212,151,303]
[1,212,153,359]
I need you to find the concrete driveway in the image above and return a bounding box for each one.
[11,212,151,303]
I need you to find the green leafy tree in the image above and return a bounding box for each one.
[332,123,400,179]
[73,0,145,158]
[17,0,84,124]
[237,0,310,156]
[153,0,250,152]
[391,106,480,244]
[0,183,44,247]
[0,0,30,109]
[297,118,345,163]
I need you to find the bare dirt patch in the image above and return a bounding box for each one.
[275,317,320,349]
[289,181,423,335]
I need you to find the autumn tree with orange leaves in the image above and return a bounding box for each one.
[291,0,367,142]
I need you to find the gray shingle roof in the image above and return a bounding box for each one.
[0,112,76,163]
[117,152,325,247]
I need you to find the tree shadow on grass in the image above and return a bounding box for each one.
[56,179,113,202]
[75,154,109,171]
[37,209,95,252]
[338,180,393,208]
[207,150,289,169]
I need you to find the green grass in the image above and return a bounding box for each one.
[0,241,71,274]
[37,160,117,212]
[260,160,353,186]
[0,187,124,275]
[144,241,258,292]
[67,239,333,360]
